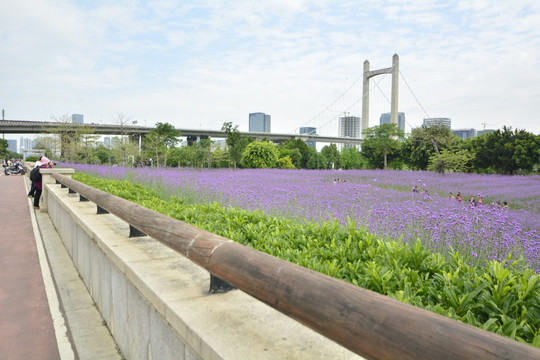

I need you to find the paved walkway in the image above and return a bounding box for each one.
[0,172,120,360]
[0,173,61,359]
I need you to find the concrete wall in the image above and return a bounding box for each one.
[44,179,361,360]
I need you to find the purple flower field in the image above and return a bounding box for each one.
[66,163,540,271]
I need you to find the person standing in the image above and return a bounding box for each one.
[27,156,43,198]
[33,157,53,210]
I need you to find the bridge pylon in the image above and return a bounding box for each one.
[362,54,399,135]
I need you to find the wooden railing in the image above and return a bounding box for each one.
[51,173,540,360]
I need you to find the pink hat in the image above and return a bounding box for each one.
[41,157,50,165]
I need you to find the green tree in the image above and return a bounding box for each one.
[212,147,229,168]
[362,123,404,169]
[222,122,244,168]
[278,155,295,169]
[341,147,367,169]
[427,149,474,173]
[241,141,279,168]
[472,126,540,174]
[321,143,341,169]
[154,122,181,167]
[78,125,100,164]
[198,138,213,168]
[0,139,8,156]
[111,113,135,164]
[306,150,327,169]
[402,124,457,170]
[46,114,79,161]
[143,122,180,167]
[279,138,310,168]
[288,148,302,168]
[172,146,196,167]
[143,132,167,166]
[90,145,111,164]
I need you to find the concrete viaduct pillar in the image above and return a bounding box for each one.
[361,54,399,136]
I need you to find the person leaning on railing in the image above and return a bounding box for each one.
[33,157,53,210]
[27,156,43,198]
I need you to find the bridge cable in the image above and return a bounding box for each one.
[399,70,430,119]
[293,74,363,133]
[316,76,387,132]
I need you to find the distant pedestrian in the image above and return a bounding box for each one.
[413,185,419,193]
[33,157,53,210]
[456,192,463,202]
[448,192,455,200]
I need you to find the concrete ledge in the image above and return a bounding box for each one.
[45,183,362,359]
[33,203,121,360]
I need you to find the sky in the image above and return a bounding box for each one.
[1,0,540,143]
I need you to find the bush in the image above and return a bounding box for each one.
[25,155,41,163]
[279,156,295,169]
[242,141,279,168]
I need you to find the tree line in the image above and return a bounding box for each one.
[14,115,539,175]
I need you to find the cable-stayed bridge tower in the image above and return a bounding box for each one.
[362,54,399,135]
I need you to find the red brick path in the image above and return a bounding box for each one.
[0,174,60,359]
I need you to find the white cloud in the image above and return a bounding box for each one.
[1,0,539,137]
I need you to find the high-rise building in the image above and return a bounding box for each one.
[71,114,84,124]
[452,128,477,139]
[249,113,271,133]
[423,117,451,128]
[379,112,406,132]
[339,116,361,138]
[7,139,17,153]
[339,115,361,149]
[18,137,33,154]
[299,127,317,148]
[23,138,33,151]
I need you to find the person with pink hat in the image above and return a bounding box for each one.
[33,157,53,210]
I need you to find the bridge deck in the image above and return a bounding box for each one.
[0,174,60,359]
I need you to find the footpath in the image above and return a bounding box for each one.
[0,173,121,360]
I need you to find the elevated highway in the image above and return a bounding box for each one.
[0,119,363,145]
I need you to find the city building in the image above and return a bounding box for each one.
[338,115,361,149]
[249,113,271,133]
[18,137,33,154]
[452,128,477,140]
[299,127,317,148]
[379,112,406,132]
[23,138,33,152]
[71,114,84,124]
[423,117,451,128]
[7,139,17,153]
